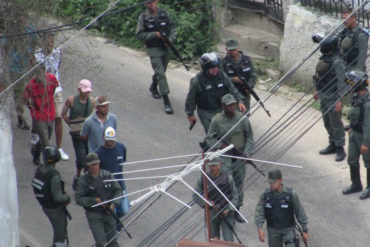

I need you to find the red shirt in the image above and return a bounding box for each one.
[23,73,59,122]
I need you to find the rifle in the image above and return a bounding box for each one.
[236,72,271,117]
[107,207,133,239]
[218,212,243,244]
[295,224,308,247]
[160,32,190,71]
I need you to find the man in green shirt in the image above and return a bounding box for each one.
[75,153,123,247]
[342,70,370,199]
[254,169,308,247]
[205,94,253,223]
[32,145,71,247]
[339,7,368,72]
[136,0,176,114]
[185,52,246,133]
[193,159,239,242]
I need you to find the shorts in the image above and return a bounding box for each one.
[54,91,63,118]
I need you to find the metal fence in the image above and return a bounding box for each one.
[300,0,370,27]
[231,0,284,24]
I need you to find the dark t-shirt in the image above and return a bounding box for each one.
[95,142,126,189]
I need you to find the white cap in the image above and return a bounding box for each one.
[104,127,116,141]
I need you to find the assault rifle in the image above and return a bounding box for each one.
[200,132,265,176]
[235,72,271,117]
[107,207,133,239]
[160,32,190,71]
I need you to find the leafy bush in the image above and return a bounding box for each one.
[53,0,216,62]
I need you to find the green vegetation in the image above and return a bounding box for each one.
[254,57,279,80]
[52,0,216,62]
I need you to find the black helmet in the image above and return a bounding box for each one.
[345,70,368,91]
[200,52,220,73]
[43,145,61,165]
[320,36,339,54]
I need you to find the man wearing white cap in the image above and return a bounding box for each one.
[62,79,95,178]
[96,127,129,217]
[80,95,117,152]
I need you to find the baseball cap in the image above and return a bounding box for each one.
[78,79,92,93]
[221,94,237,105]
[226,37,239,50]
[86,153,100,166]
[267,169,282,183]
[96,96,110,106]
[104,126,116,141]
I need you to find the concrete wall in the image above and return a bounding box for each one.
[0,106,19,246]
[279,4,341,87]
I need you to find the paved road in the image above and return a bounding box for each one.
[15,31,370,247]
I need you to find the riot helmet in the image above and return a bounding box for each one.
[43,145,61,165]
[200,52,220,73]
[345,70,368,91]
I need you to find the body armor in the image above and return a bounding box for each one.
[143,8,170,48]
[264,187,295,229]
[340,27,367,66]
[32,168,64,208]
[85,173,115,212]
[207,173,232,209]
[314,53,339,95]
[196,72,229,111]
[222,53,253,96]
[348,94,370,132]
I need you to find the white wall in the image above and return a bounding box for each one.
[0,106,19,246]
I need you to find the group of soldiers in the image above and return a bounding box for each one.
[0,0,366,246]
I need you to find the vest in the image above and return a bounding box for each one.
[69,95,92,134]
[222,53,252,96]
[340,27,367,66]
[196,72,229,111]
[143,8,170,48]
[205,173,232,209]
[85,172,115,212]
[314,53,339,94]
[32,167,64,209]
[264,187,295,229]
[349,93,370,132]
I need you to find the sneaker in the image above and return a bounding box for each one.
[30,133,40,145]
[59,148,69,161]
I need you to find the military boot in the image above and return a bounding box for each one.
[17,116,30,130]
[31,142,41,166]
[149,75,161,99]
[234,207,246,223]
[163,95,174,114]
[319,142,336,155]
[343,166,362,194]
[359,169,370,200]
[335,146,346,162]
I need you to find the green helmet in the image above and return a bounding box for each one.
[43,145,61,165]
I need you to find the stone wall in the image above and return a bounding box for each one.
[279,4,341,88]
[0,107,19,246]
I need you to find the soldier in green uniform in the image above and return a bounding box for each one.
[193,159,239,242]
[254,169,308,247]
[339,8,368,71]
[342,70,370,199]
[205,94,253,223]
[75,153,123,247]
[313,36,347,162]
[32,145,71,247]
[136,0,176,114]
[222,37,257,111]
[185,52,246,133]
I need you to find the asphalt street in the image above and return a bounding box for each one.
[13,31,370,247]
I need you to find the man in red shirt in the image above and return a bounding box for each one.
[24,65,59,165]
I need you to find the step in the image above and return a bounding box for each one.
[222,24,281,60]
